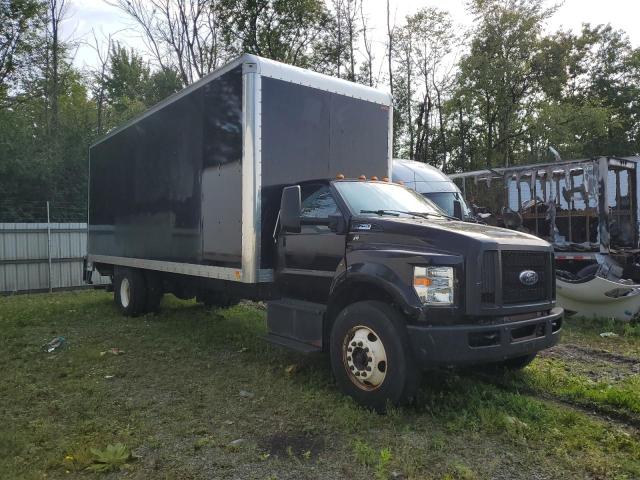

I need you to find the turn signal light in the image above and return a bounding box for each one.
[413,277,432,287]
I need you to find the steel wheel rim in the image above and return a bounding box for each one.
[342,325,388,391]
[120,277,131,308]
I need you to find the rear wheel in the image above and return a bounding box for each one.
[114,268,147,317]
[330,301,419,413]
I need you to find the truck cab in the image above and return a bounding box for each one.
[268,177,562,411]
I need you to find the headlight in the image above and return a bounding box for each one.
[413,266,454,305]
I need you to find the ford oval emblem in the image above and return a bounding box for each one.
[519,270,539,286]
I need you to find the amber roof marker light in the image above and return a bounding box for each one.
[358,175,366,181]
[336,173,345,180]
[371,176,379,181]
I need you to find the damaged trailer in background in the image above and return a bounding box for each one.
[450,156,640,321]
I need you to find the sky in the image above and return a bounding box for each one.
[62,0,640,74]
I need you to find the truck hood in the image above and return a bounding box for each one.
[351,216,551,250]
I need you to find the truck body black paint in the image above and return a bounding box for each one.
[86,55,562,411]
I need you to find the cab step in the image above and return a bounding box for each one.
[264,333,322,353]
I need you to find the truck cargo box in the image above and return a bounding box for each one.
[88,54,392,284]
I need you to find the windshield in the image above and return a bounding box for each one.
[424,191,470,218]
[334,181,445,217]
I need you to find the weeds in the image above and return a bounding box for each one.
[87,443,133,473]
[1,291,640,479]
[352,439,392,480]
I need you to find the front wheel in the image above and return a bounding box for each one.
[329,301,419,413]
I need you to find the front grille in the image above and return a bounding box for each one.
[481,251,498,304]
[501,251,551,304]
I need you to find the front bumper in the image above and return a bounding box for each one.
[406,307,563,367]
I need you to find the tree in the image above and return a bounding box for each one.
[111,0,231,85]
[568,25,640,156]
[390,7,457,166]
[0,0,44,95]
[216,0,334,70]
[328,0,360,80]
[88,30,114,135]
[385,0,398,154]
[100,44,182,126]
[358,1,374,87]
[44,0,68,133]
[454,0,557,168]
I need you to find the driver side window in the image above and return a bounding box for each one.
[300,184,339,219]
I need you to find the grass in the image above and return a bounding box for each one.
[1,290,639,479]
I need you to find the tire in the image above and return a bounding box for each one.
[494,353,537,371]
[144,271,164,313]
[114,268,148,317]
[329,300,419,413]
[197,291,240,309]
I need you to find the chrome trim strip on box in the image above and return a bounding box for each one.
[280,267,336,278]
[387,104,394,177]
[242,62,259,283]
[88,254,274,283]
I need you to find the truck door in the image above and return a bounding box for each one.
[277,183,346,302]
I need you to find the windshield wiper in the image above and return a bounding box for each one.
[408,211,459,221]
[360,209,455,221]
[360,209,401,216]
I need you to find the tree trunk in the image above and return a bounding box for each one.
[50,0,62,134]
[458,103,466,170]
[435,83,447,170]
[386,0,396,155]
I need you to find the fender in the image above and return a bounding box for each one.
[329,248,463,322]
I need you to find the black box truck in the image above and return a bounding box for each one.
[86,54,562,411]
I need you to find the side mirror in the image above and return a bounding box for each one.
[453,199,463,220]
[328,213,347,234]
[280,185,301,233]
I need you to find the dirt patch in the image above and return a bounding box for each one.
[261,432,326,461]
[541,343,640,381]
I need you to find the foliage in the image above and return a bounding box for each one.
[1,0,639,220]
[216,0,334,70]
[2,291,640,479]
[0,0,44,94]
[87,443,133,472]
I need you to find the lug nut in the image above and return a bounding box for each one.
[351,341,356,347]
[350,365,354,371]
[364,347,369,353]
[347,347,352,352]
[366,366,372,371]
[358,341,363,347]
[368,357,372,362]
[347,356,351,361]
